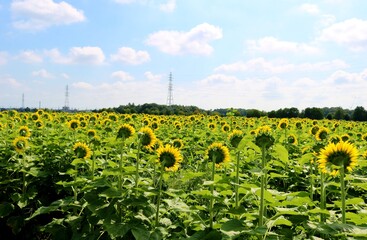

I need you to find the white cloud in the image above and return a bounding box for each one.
[45,47,105,65]
[144,71,162,82]
[246,37,321,55]
[17,50,43,63]
[215,58,348,74]
[0,52,8,65]
[299,3,320,15]
[110,47,150,65]
[11,0,85,30]
[159,0,176,13]
[72,82,93,90]
[145,23,222,55]
[111,71,134,81]
[0,76,22,88]
[319,18,367,51]
[71,78,166,109]
[32,69,53,78]
[61,73,69,79]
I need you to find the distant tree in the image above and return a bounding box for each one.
[303,107,323,120]
[352,106,367,121]
[333,107,345,120]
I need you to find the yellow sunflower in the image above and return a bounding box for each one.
[318,141,359,176]
[228,130,243,148]
[221,124,231,133]
[13,136,28,153]
[73,142,92,159]
[116,124,135,139]
[18,126,31,138]
[139,127,157,149]
[172,138,184,149]
[68,119,80,130]
[278,118,289,130]
[315,127,329,141]
[87,129,97,138]
[206,142,230,168]
[361,133,367,142]
[157,144,182,172]
[287,134,298,145]
[208,123,216,131]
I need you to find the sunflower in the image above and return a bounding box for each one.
[315,127,329,141]
[361,133,367,142]
[35,120,44,129]
[31,113,40,121]
[13,136,28,153]
[156,144,182,172]
[87,129,97,138]
[222,123,231,132]
[208,123,216,131]
[228,130,243,148]
[310,125,319,136]
[329,135,341,144]
[318,141,358,176]
[254,125,274,149]
[116,124,135,139]
[278,118,289,130]
[287,134,298,145]
[68,119,80,130]
[139,127,157,149]
[73,142,92,159]
[206,142,230,168]
[341,134,350,142]
[18,126,31,138]
[172,138,184,149]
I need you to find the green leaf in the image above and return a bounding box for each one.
[221,219,244,237]
[0,202,14,218]
[132,226,150,240]
[267,216,292,227]
[104,222,130,238]
[272,144,289,164]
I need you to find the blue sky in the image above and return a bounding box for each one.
[1,0,367,111]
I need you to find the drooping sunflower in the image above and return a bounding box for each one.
[254,125,274,149]
[139,127,157,149]
[278,118,289,130]
[318,141,359,176]
[228,130,243,148]
[13,136,28,153]
[18,126,31,138]
[73,142,92,159]
[315,127,329,141]
[116,124,135,139]
[206,142,230,168]
[157,144,182,172]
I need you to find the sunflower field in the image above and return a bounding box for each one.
[2,109,367,239]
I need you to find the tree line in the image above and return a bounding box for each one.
[97,103,367,121]
[4,104,367,121]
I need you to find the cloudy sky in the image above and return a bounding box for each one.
[1,0,367,111]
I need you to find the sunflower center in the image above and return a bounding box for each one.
[328,152,350,167]
[75,146,88,159]
[160,152,176,168]
[141,133,152,146]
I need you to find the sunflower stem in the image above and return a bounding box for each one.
[135,139,142,191]
[91,144,95,181]
[340,166,346,224]
[320,172,326,222]
[118,139,125,191]
[210,154,216,229]
[235,150,240,209]
[155,165,164,227]
[259,145,267,227]
[310,159,314,202]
